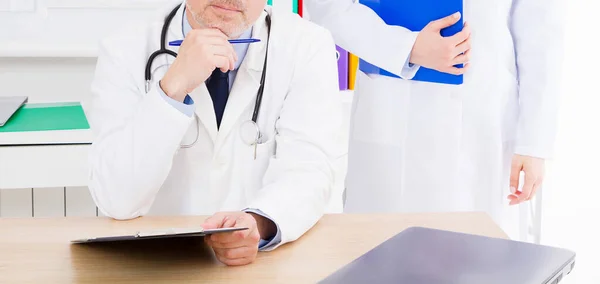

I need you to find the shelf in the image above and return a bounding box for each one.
[0,44,98,58]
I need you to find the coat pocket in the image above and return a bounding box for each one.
[242,139,276,200]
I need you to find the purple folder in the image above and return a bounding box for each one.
[336,46,348,90]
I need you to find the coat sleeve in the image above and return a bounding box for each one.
[304,0,420,79]
[245,27,345,250]
[510,0,565,158]
[87,39,194,220]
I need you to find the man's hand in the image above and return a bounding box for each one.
[508,154,546,205]
[160,29,238,102]
[410,12,471,75]
[202,211,276,266]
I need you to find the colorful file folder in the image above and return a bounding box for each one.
[349,53,359,90]
[0,102,89,133]
[0,102,92,145]
[268,0,298,14]
[336,46,349,90]
[358,0,464,85]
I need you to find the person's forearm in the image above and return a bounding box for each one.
[246,28,343,250]
[306,0,418,77]
[510,0,565,158]
[89,86,193,219]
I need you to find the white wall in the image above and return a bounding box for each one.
[539,1,600,283]
[0,0,173,57]
[0,0,176,101]
[0,57,96,102]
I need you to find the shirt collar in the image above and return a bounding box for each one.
[182,8,252,71]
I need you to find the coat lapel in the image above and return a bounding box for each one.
[189,85,219,143]
[215,11,269,150]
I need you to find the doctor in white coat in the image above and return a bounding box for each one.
[88,0,346,266]
[306,0,564,240]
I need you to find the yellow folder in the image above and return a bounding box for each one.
[348,53,359,90]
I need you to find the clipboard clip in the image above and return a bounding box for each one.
[136,228,205,238]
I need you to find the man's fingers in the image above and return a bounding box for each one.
[429,12,462,31]
[210,214,255,243]
[212,40,238,65]
[202,213,228,230]
[211,231,259,246]
[223,216,237,228]
[217,256,255,266]
[213,242,258,266]
[215,246,257,260]
[210,55,233,73]
[210,44,235,57]
[204,235,213,247]
[198,34,236,61]
[207,239,246,249]
[210,46,236,70]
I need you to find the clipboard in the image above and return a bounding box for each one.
[71,227,248,244]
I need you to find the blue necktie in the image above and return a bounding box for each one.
[206,69,230,129]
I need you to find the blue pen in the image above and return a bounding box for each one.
[169,38,261,46]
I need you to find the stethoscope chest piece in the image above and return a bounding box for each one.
[240,120,261,146]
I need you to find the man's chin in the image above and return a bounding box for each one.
[207,23,248,38]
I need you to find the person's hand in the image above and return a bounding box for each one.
[508,154,546,205]
[409,12,471,75]
[160,29,238,102]
[202,211,275,266]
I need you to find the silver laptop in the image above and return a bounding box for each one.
[0,96,28,126]
[319,227,575,284]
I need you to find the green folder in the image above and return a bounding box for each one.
[0,102,90,133]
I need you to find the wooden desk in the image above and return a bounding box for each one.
[0,212,507,283]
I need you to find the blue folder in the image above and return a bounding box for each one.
[359,0,464,85]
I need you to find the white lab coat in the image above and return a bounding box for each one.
[306,0,564,240]
[88,3,347,249]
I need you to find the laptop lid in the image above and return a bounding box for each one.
[0,96,28,127]
[319,227,575,284]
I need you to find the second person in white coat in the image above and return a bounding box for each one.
[306,0,565,240]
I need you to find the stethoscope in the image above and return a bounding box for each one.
[144,5,271,149]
